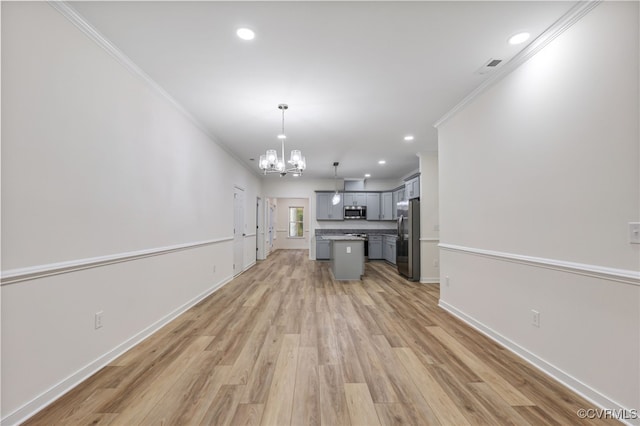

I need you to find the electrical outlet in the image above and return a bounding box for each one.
[629,222,640,244]
[95,311,104,329]
[433,259,439,268]
[531,310,540,328]
[445,276,450,287]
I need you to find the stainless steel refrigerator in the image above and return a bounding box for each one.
[397,199,420,281]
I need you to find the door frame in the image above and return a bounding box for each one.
[233,186,245,276]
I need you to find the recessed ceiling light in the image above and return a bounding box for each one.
[236,28,255,41]
[364,173,371,178]
[508,32,530,45]
[404,135,414,142]
[378,160,386,165]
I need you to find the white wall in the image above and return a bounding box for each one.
[437,1,639,418]
[1,3,261,423]
[419,153,439,283]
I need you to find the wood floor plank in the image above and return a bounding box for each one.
[291,346,321,426]
[344,383,382,426]
[243,283,270,307]
[319,364,351,426]
[139,364,232,425]
[199,384,246,426]
[22,250,620,426]
[240,325,286,404]
[113,335,214,424]
[348,324,399,403]
[374,403,442,426]
[467,382,532,426]
[427,326,534,406]
[332,298,366,383]
[369,335,442,425]
[227,308,275,385]
[393,347,471,426]
[260,334,300,426]
[428,363,504,425]
[230,403,265,426]
[317,309,340,365]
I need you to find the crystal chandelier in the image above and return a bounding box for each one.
[259,104,306,177]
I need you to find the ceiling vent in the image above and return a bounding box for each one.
[475,58,503,75]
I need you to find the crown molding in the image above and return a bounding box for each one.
[433,0,602,129]
[47,1,263,179]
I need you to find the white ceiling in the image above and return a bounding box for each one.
[69,1,576,180]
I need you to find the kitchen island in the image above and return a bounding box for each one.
[321,235,365,280]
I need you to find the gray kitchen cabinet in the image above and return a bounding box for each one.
[392,190,398,219]
[343,192,366,206]
[392,188,406,218]
[368,235,383,259]
[398,188,406,202]
[383,235,397,264]
[380,192,393,220]
[405,176,420,200]
[366,193,380,220]
[316,192,343,220]
[316,239,331,260]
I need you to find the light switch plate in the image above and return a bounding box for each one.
[630,222,640,244]
[346,246,351,254]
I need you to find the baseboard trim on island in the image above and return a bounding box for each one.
[420,277,440,284]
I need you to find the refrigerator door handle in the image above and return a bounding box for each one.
[397,216,403,239]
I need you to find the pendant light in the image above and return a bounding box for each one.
[331,162,341,205]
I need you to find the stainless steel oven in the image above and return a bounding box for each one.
[344,206,366,219]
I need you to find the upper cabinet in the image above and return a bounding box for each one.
[316,179,418,222]
[366,193,380,220]
[343,192,367,206]
[380,192,394,220]
[405,175,420,200]
[316,192,343,220]
[392,187,406,219]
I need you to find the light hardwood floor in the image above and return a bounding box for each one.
[24,250,618,425]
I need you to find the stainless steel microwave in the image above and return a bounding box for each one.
[344,205,366,219]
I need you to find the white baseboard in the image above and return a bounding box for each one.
[420,276,440,284]
[2,274,234,426]
[438,300,639,426]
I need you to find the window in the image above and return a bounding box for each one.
[288,207,304,238]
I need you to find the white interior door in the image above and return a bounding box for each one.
[265,199,274,256]
[269,203,275,253]
[233,187,245,276]
[256,197,265,260]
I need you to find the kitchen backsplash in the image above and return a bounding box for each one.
[315,228,396,236]
[315,221,396,232]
